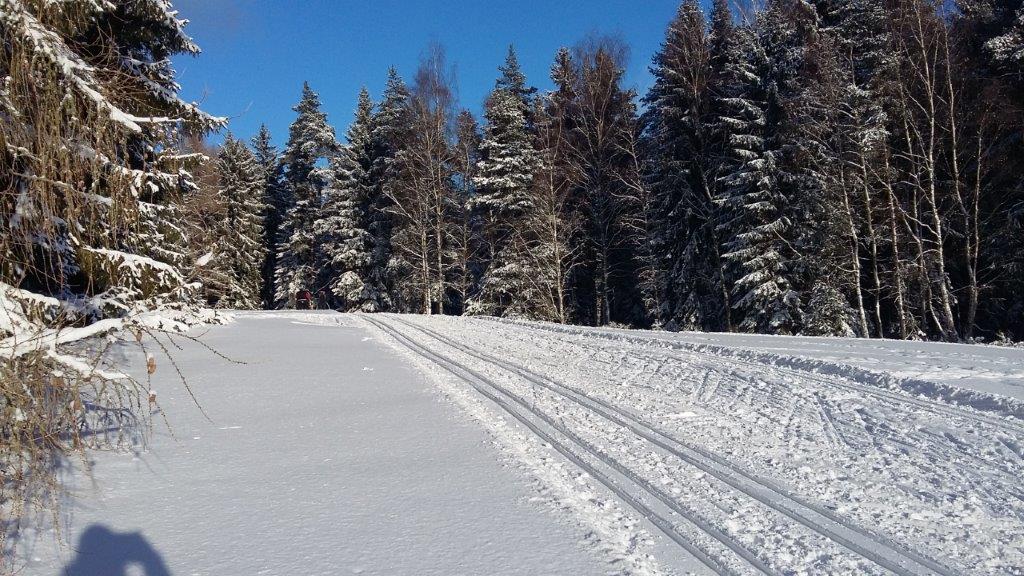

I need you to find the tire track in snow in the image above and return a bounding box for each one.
[390,315,958,576]
[361,315,774,576]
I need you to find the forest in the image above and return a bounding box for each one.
[190,0,1024,343]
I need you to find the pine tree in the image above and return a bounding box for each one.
[213,135,267,309]
[251,125,288,309]
[274,83,338,308]
[314,88,383,312]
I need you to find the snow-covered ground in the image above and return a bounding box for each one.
[13,312,1024,575]
[502,319,1024,402]
[14,312,611,575]
[365,314,1024,575]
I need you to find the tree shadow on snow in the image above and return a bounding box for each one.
[62,525,171,576]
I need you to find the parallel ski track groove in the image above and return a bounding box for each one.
[478,317,1024,438]
[362,315,772,576]
[392,315,959,576]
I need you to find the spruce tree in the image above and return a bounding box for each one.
[470,54,541,316]
[275,83,339,308]
[644,0,732,331]
[0,0,221,543]
[251,125,288,309]
[214,135,267,309]
[368,68,413,309]
[716,7,800,334]
[314,89,383,311]
[496,45,539,114]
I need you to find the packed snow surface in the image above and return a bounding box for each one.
[16,312,1024,575]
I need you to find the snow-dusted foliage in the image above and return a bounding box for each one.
[273,83,338,308]
[986,4,1024,67]
[0,0,222,553]
[209,135,266,310]
[314,89,383,312]
[469,48,542,317]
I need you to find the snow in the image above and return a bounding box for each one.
[13,312,1024,575]
[15,312,612,576]
[495,318,1024,404]
[367,314,1024,575]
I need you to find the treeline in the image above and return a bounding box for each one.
[206,0,1024,342]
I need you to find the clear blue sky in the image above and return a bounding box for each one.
[171,0,690,147]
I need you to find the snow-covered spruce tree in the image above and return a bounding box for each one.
[274,82,338,308]
[750,0,862,337]
[496,45,539,117]
[0,0,221,550]
[314,88,382,312]
[715,5,801,334]
[469,53,542,317]
[212,135,266,309]
[251,125,288,309]
[368,68,413,311]
[643,0,733,331]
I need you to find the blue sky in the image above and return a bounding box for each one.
[171,0,688,147]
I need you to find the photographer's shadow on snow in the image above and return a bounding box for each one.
[62,525,171,576]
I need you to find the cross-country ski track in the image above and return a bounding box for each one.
[363,313,1024,575]
[16,311,1024,575]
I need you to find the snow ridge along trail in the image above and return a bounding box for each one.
[364,314,1024,575]
[480,317,1024,425]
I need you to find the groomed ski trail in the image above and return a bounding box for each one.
[364,313,1024,575]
